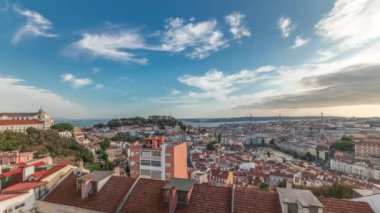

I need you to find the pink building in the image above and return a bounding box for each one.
[355,140,380,159]
[0,152,34,165]
[129,136,188,180]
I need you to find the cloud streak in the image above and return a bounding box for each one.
[12,7,57,44]
[69,12,250,63]
[237,64,380,109]
[291,36,310,49]
[225,12,251,39]
[0,75,87,118]
[61,73,93,89]
[278,17,294,38]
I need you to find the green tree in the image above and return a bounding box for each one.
[259,183,269,192]
[51,123,74,132]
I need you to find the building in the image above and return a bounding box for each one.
[0,151,34,165]
[355,140,380,159]
[129,136,188,180]
[209,169,234,187]
[37,170,375,213]
[0,109,54,133]
[330,154,380,180]
[0,182,48,213]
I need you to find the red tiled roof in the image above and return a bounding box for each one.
[0,119,43,126]
[37,162,69,180]
[0,193,24,201]
[2,181,47,193]
[32,161,46,168]
[31,170,48,179]
[121,178,168,213]
[320,198,374,213]
[234,188,281,213]
[44,173,135,213]
[0,168,22,178]
[176,184,232,213]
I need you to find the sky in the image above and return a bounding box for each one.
[1,0,380,119]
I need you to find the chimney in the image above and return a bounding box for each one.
[152,139,158,149]
[79,160,84,169]
[168,187,178,213]
[80,179,93,199]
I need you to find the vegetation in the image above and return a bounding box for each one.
[51,123,74,132]
[97,138,112,170]
[330,136,354,152]
[294,182,353,199]
[105,116,186,130]
[111,133,139,142]
[259,182,269,192]
[93,122,106,128]
[0,128,93,162]
[300,152,316,162]
[206,142,216,151]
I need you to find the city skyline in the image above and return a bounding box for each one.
[1,0,380,119]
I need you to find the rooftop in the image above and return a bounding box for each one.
[162,178,195,192]
[0,119,43,126]
[78,171,114,182]
[277,187,323,208]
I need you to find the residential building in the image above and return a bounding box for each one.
[0,109,54,133]
[129,136,188,180]
[0,151,34,165]
[330,154,380,180]
[356,140,380,159]
[0,181,48,213]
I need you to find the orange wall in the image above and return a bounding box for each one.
[172,143,188,179]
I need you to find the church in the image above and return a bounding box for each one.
[0,109,54,133]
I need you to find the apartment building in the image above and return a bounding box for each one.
[355,140,380,159]
[129,136,188,180]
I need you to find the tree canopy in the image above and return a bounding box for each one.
[0,128,93,162]
[51,123,74,132]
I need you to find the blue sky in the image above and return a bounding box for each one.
[1,0,380,119]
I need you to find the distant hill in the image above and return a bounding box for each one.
[104,116,186,130]
[181,116,343,123]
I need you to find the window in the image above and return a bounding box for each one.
[141,169,150,176]
[141,160,150,166]
[152,151,161,157]
[165,163,171,168]
[287,203,298,213]
[141,151,150,157]
[309,207,319,213]
[151,161,161,167]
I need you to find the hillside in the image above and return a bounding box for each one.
[0,128,93,163]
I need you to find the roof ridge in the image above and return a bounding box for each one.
[114,176,141,213]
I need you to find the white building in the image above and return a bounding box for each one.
[0,109,54,133]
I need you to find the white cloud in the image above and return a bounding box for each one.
[70,31,150,65]
[315,50,337,62]
[170,89,181,95]
[256,65,276,73]
[161,18,228,59]
[225,12,251,39]
[12,7,57,44]
[315,0,380,51]
[0,75,87,119]
[278,17,295,38]
[94,84,104,90]
[61,73,93,89]
[291,36,310,49]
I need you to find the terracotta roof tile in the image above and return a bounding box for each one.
[0,120,43,125]
[234,188,281,213]
[2,181,47,193]
[320,198,374,213]
[43,173,135,213]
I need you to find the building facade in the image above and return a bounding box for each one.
[129,136,188,180]
[355,140,380,159]
[0,109,54,133]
